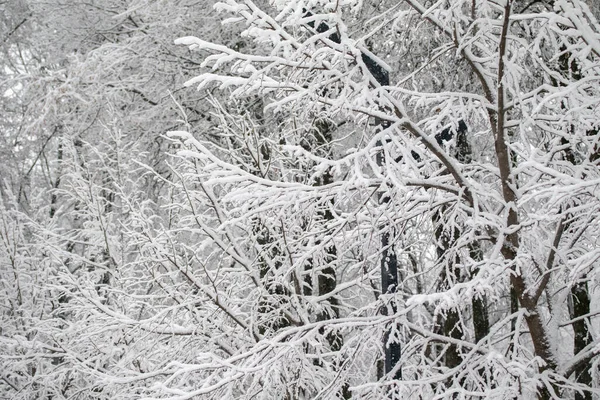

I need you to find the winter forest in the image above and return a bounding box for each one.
[3,0,600,399]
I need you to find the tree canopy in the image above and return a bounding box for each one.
[2,1,600,399]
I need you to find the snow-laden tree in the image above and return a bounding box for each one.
[3,0,600,399]
[153,0,600,399]
[0,0,251,398]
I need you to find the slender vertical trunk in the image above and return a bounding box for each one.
[571,280,592,400]
[507,287,519,357]
[433,209,463,370]
[433,122,489,374]
[560,139,593,398]
[312,118,342,330]
[554,44,595,397]
[49,142,63,218]
[363,46,402,383]
[469,244,489,344]
[455,122,490,345]
[495,4,556,398]
[311,118,350,398]
[378,221,401,380]
[375,132,401,382]
[301,10,402,384]
[374,132,402,380]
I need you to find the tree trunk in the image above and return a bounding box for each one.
[571,280,592,400]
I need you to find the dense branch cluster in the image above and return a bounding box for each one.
[1,1,600,399]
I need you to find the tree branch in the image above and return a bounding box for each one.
[560,341,600,378]
[532,215,565,304]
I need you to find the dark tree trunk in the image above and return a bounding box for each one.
[554,50,594,396]
[455,124,490,345]
[433,209,463,370]
[379,226,402,379]
[363,43,402,383]
[305,118,350,399]
[302,10,402,385]
[469,244,489,344]
[50,137,64,218]
[571,280,592,400]
[433,122,489,372]
[375,140,402,382]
